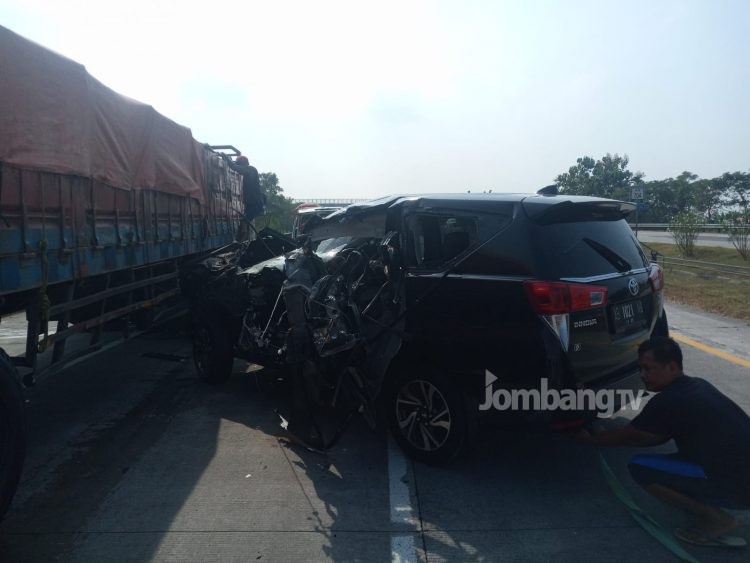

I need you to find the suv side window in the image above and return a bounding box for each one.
[407,214,478,269]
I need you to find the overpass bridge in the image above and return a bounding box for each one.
[293,198,370,206]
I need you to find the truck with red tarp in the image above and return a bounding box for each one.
[0,25,253,519]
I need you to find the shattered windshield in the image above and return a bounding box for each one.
[315,237,354,256]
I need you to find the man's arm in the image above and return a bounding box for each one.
[575,424,669,447]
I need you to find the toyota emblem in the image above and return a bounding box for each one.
[628,278,639,296]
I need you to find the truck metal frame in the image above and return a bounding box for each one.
[0,156,242,382]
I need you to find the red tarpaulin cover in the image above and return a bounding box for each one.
[0,25,208,203]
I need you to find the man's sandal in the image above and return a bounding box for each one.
[674,527,747,548]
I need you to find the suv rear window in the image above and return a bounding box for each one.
[532,219,648,278]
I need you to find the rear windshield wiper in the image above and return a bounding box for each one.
[582,237,632,272]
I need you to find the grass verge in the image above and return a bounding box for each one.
[640,242,750,321]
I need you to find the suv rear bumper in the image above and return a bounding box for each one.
[481,361,645,429]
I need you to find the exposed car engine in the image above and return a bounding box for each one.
[183,220,404,441]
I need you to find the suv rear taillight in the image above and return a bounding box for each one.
[648,263,664,292]
[523,281,608,315]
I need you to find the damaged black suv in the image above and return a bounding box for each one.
[181,193,667,463]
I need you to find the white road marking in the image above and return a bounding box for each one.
[387,434,419,563]
[391,534,418,563]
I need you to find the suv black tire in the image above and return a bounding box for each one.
[386,368,468,464]
[0,349,26,522]
[192,314,234,385]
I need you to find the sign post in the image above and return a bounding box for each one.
[630,186,645,238]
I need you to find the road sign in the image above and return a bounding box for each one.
[630,186,644,201]
[636,202,649,212]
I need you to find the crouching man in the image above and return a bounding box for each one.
[576,336,750,549]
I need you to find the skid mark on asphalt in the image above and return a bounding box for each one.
[672,332,750,369]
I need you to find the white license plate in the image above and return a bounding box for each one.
[612,299,645,332]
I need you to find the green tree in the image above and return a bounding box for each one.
[671,171,700,213]
[668,211,702,257]
[258,172,296,233]
[642,172,715,223]
[723,220,750,260]
[555,153,644,200]
[716,171,750,260]
[692,176,723,222]
[641,179,674,222]
[716,171,750,218]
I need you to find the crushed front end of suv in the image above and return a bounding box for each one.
[181,193,668,463]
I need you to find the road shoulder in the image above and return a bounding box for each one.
[666,301,750,363]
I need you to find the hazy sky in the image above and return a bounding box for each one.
[1,0,748,199]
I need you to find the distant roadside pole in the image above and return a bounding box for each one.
[630,186,646,237]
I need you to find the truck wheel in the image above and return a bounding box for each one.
[0,350,26,521]
[193,316,234,385]
[386,368,468,464]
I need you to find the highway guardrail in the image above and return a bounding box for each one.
[629,223,727,231]
[660,256,750,279]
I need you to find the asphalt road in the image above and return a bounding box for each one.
[637,230,734,249]
[0,303,748,562]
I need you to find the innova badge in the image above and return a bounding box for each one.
[628,278,639,296]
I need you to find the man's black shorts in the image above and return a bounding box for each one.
[628,453,750,509]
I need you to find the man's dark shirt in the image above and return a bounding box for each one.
[228,162,265,220]
[632,375,750,495]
